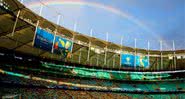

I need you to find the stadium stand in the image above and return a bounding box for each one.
[0,0,185,98]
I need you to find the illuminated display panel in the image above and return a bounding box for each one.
[34,27,54,52]
[53,36,73,58]
[121,54,149,68]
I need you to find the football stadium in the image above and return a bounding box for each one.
[0,0,185,98]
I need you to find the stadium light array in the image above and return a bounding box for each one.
[177,56,181,59]
[0,52,4,56]
[168,56,173,60]
[183,55,185,59]
[0,0,9,10]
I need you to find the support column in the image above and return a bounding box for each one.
[51,14,61,59]
[51,14,61,53]
[147,41,150,71]
[134,39,137,70]
[119,36,123,70]
[87,29,93,64]
[160,40,163,71]
[104,32,109,67]
[70,21,77,58]
[11,0,24,36]
[11,10,21,36]
[78,48,82,64]
[96,54,99,66]
[113,54,116,69]
[173,40,176,70]
[32,5,43,46]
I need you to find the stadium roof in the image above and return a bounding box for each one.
[0,0,185,67]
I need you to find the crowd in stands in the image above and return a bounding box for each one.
[0,87,184,99]
[0,69,184,93]
[0,47,185,98]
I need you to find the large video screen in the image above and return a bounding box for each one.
[121,54,149,68]
[53,36,73,58]
[33,27,54,52]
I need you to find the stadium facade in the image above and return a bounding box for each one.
[0,0,185,98]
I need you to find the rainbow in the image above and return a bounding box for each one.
[27,0,168,48]
[28,0,152,33]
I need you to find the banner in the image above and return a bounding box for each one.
[121,54,135,67]
[34,27,54,52]
[136,56,149,68]
[72,68,111,79]
[121,54,149,68]
[53,36,73,58]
